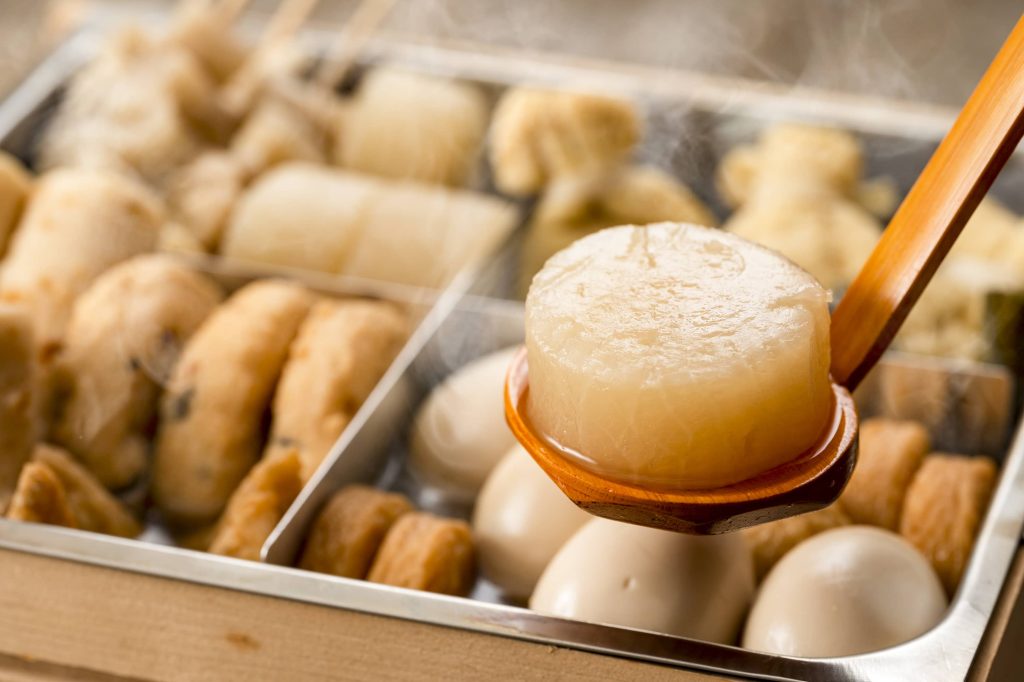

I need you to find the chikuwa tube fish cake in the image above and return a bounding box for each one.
[0,305,37,512]
[53,256,224,489]
[152,280,314,527]
[0,169,163,352]
[266,300,409,481]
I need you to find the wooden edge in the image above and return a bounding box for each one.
[968,545,1024,681]
[0,549,735,682]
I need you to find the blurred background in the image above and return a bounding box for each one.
[0,0,1019,108]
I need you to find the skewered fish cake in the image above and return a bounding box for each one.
[519,166,717,295]
[230,96,330,175]
[53,256,223,489]
[0,306,37,512]
[152,280,314,527]
[489,88,641,196]
[299,485,413,579]
[837,418,930,530]
[337,68,488,187]
[0,152,31,256]
[526,223,832,489]
[165,152,247,251]
[266,300,409,481]
[0,169,163,353]
[208,448,304,561]
[5,461,76,528]
[167,1,250,83]
[32,444,141,538]
[368,512,476,596]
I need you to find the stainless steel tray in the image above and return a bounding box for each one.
[1,21,1023,682]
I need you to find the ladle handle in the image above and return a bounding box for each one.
[830,14,1024,391]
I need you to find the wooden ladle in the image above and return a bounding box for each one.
[505,15,1024,534]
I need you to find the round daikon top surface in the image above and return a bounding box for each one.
[525,222,832,489]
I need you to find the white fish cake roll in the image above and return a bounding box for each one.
[53,256,224,489]
[221,164,374,274]
[152,280,314,526]
[0,169,163,350]
[0,306,37,512]
[489,88,641,196]
[0,152,31,256]
[338,69,488,187]
[526,223,832,489]
[267,299,409,480]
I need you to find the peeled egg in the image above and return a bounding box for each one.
[409,347,519,502]
[525,222,832,489]
[531,517,754,643]
[742,526,947,657]
[472,445,590,599]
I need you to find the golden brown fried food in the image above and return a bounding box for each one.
[368,512,476,596]
[0,151,30,256]
[152,280,314,527]
[0,306,36,512]
[299,485,413,579]
[900,454,997,596]
[838,418,930,530]
[53,256,223,489]
[208,449,304,561]
[32,444,140,537]
[266,300,408,480]
[742,505,850,581]
[489,88,640,196]
[0,169,163,351]
[5,461,76,528]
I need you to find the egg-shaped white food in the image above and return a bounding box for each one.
[525,222,832,489]
[743,526,947,657]
[472,445,590,599]
[531,518,754,643]
[409,347,519,502]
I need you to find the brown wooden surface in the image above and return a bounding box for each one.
[830,13,1024,390]
[0,548,734,682]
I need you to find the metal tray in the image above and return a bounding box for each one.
[1,21,1023,682]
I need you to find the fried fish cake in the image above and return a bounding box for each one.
[152,280,314,527]
[5,461,76,528]
[266,300,408,480]
[367,512,476,596]
[299,485,413,579]
[53,256,223,489]
[0,306,36,512]
[742,505,850,581]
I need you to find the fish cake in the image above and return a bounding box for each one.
[299,485,412,579]
[0,306,36,512]
[838,418,930,529]
[742,505,850,581]
[53,256,223,489]
[165,151,247,251]
[267,300,408,480]
[152,280,314,526]
[5,461,76,528]
[208,448,304,561]
[32,444,140,537]
[367,512,476,596]
[0,151,31,256]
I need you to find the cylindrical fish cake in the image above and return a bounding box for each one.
[838,418,930,530]
[0,151,31,256]
[267,300,408,480]
[0,306,36,512]
[32,444,140,537]
[299,485,413,579]
[208,448,304,561]
[5,460,76,528]
[742,505,850,581]
[152,280,314,526]
[900,453,998,596]
[53,256,224,489]
[367,512,476,596]
[0,169,163,351]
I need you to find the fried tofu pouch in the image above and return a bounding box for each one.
[518,166,717,295]
[53,256,224,489]
[6,461,76,528]
[0,169,163,352]
[0,306,37,512]
[266,300,409,480]
[337,68,488,187]
[31,444,141,537]
[489,88,641,196]
[0,151,31,256]
[207,448,304,561]
[152,280,314,527]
